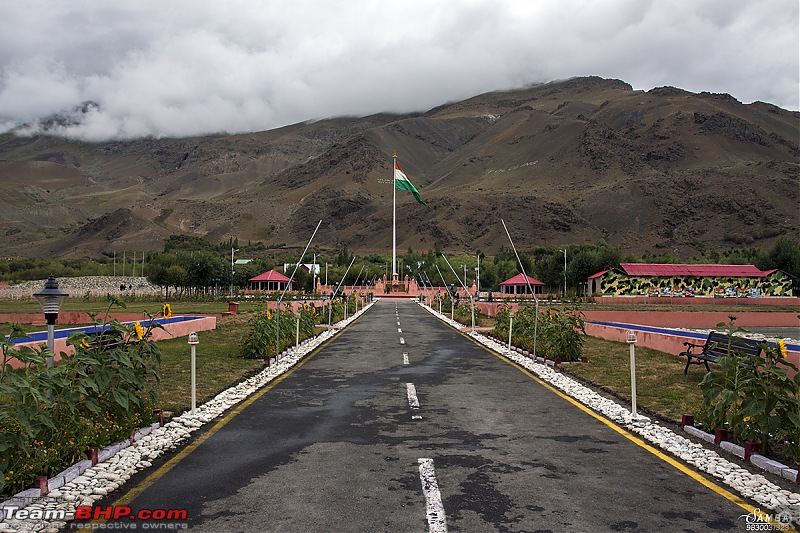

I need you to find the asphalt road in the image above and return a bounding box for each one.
[103,299,752,532]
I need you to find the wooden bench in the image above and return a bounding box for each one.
[679,331,763,374]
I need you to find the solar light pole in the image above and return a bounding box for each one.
[627,331,638,417]
[33,275,69,370]
[188,332,199,412]
[508,310,515,355]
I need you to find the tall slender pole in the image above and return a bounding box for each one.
[443,254,475,332]
[392,152,397,280]
[477,255,481,295]
[276,220,322,358]
[501,219,539,359]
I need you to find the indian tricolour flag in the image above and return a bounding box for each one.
[394,161,426,205]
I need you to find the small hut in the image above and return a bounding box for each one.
[499,273,544,295]
[248,270,292,292]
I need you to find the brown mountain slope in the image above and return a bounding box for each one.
[0,76,797,259]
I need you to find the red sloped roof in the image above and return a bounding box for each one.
[499,273,544,286]
[587,269,610,279]
[619,263,771,277]
[249,269,291,282]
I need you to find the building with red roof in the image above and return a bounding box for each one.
[248,270,292,292]
[498,273,545,295]
[587,263,792,297]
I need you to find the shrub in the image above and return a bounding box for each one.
[697,318,800,457]
[0,298,162,497]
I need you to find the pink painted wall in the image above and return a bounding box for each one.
[583,311,800,328]
[0,312,153,326]
[585,322,799,376]
[6,316,216,369]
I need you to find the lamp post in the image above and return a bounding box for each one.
[230,248,239,296]
[33,275,69,370]
[627,331,638,417]
[558,249,567,298]
[188,332,199,412]
[508,310,515,355]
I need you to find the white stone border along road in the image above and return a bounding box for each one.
[0,302,376,533]
[417,302,800,528]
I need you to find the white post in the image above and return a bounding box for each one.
[190,343,196,412]
[295,312,300,348]
[627,331,637,416]
[508,312,514,355]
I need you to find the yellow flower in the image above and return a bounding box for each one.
[743,416,751,422]
[162,303,172,319]
[133,322,144,340]
[80,338,89,349]
[778,339,788,359]
[265,310,272,320]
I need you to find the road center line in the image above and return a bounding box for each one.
[406,383,420,409]
[400,337,405,345]
[403,352,409,365]
[418,458,448,533]
[398,328,402,333]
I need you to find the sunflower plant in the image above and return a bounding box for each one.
[698,318,799,455]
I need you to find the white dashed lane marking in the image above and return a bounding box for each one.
[406,383,420,409]
[418,458,448,533]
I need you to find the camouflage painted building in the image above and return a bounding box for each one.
[587,263,793,297]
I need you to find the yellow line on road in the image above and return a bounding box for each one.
[454,324,797,532]
[112,311,366,507]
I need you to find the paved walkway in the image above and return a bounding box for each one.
[100,299,754,531]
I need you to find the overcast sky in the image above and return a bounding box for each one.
[0,0,797,141]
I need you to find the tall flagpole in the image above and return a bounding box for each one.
[392,151,397,281]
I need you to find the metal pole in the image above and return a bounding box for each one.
[477,255,481,295]
[47,324,55,369]
[434,263,454,320]
[329,256,357,325]
[276,220,322,356]
[442,254,475,332]
[190,344,196,412]
[508,313,514,354]
[296,312,300,348]
[501,219,539,358]
[392,152,397,279]
[630,341,637,416]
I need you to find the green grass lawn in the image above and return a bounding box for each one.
[559,336,706,423]
[152,312,264,414]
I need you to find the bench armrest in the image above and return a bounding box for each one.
[682,341,705,352]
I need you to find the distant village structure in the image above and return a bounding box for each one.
[498,274,545,296]
[248,270,292,292]
[587,263,793,297]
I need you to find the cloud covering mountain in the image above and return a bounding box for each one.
[0,0,797,141]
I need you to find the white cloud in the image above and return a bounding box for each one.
[0,0,796,140]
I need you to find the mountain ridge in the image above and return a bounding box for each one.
[0,76,797,259]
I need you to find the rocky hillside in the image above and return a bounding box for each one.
[0,76,797,259]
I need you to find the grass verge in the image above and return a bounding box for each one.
[560,336,706,423]
[152,312,264,413]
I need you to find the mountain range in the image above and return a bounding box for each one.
[0,76,797,259]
